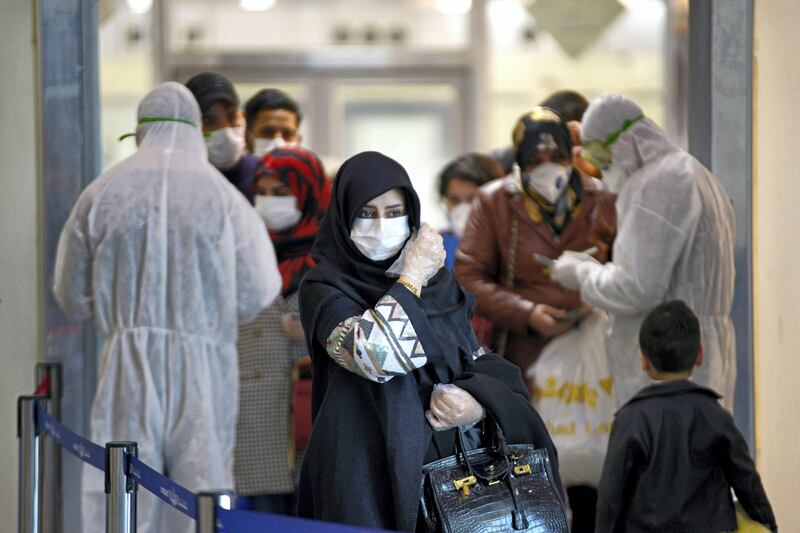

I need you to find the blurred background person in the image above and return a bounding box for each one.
[186,72,261,204]
[437,152,504,349]
[457,107,616,531]
[437,152,505,270]
[234,146,330,515]
[551,93,737,410]
[245,88,303,156]
[53,82,280,533]
[458,107,617,375]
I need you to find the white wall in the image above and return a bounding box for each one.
[168,0,469,51]
[487,0,666,147]
[753,2,800,530]
[0,0,40,529]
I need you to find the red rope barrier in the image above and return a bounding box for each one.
[34,375,50,396]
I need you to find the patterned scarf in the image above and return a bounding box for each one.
[257,147,331,296]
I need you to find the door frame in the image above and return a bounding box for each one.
[688,0,755,446]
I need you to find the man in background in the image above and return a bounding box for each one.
[245,88,303,156]
[186,72,261,204]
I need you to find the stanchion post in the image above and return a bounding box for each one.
[196,491,236,533]
[18,395,45,533]
[36,363,62,533]
[105,442,137,533]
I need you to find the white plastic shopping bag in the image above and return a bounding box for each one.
[527,309,614,487]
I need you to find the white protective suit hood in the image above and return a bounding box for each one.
[581,93,678,183]
[54,82,280,533]
[135,82,208,154]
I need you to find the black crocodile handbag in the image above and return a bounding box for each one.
[419,419,568,533]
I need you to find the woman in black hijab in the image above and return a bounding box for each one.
[297,151,561,531]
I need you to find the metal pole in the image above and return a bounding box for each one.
[36,363,62,533]
[18,395,45,533]
[196,491,236,533]
[105,442,137,533]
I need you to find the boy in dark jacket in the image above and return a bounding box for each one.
[596,300,777,533]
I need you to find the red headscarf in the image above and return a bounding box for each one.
[256,147,331,296]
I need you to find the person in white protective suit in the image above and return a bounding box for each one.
[53,82,281,533]
[550,94,736,410]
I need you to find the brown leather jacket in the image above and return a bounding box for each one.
[456,175,617,372]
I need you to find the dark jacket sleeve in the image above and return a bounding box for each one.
[595,409,643,533]
[720,413,777,530]
[455,188,535,335]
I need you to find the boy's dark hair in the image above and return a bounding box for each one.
[244,88,302,127]
[438,153,505,199]
[639,300,701,373]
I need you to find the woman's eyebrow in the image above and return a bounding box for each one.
[384,204,403,209]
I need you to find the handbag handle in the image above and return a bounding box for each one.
[453,417,529,530]
[453,416,510,480]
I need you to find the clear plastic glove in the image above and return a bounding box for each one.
[386,223,445,287]
[425,384,485,432]
[550,250,600,291]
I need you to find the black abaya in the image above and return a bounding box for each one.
[297,152,561,531]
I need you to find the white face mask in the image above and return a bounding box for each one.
[524,162,571,204]
[253,137,298,157]
[350,216,410,261]
[254,195,303,232]
[448,203,472,238]
[206,126,245,170]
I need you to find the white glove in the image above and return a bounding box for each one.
[425,384,485,432]
[550,250,599,291]
[391,223,445,287]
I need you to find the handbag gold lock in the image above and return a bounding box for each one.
[513,464,532,476]
[487,464,500,485]
[453,475,477,499]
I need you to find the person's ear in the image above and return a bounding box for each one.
[296,133,303,146]
[637,349,650,372]
[695,344,704,368]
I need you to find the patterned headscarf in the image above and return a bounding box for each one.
[512,107,582,233]
[256,147,331,296]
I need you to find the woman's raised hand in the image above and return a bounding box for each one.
[399,223,446,287]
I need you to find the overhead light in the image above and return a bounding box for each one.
[436,0,473,15]
[489,0,526,26]
[240,0,277,11]
[126,0,153,14]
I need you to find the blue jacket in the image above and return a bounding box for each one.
[222,153,260,204]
